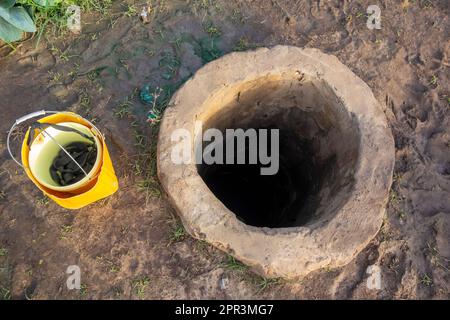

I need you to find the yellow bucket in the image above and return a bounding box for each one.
[7,111,118,209]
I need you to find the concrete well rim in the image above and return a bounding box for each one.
[157,46,395,278]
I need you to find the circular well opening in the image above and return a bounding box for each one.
[197,74,360,228]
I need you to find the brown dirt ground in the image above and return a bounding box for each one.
[0,0,449,300]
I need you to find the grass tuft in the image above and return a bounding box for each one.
[224,255,248,272]
[132,277,150,299]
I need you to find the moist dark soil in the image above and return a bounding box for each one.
[0,0,449,299]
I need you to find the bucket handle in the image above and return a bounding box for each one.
[7,110,103,169]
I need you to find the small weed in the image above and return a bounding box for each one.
[0,190,6,200]
[191,0,215,12]
[96,256,121,273]
[49,45,77,62]
[109,265,120,273]
[48,70,62,83]
[32,232,47,245]
[393,173,403,183]
[68,64,80,79]
[231,8,246,24]
[427,242,450,272]
[116,59,132,78]
[389,189,400,204]
[420,0,433,9]
[196,38,222,63]
[0,248,8,257]
[0,286,11,300]
[137,178,161,198]
[196,240,212,254]
[35,195,49,206]
[224,255,248,272]
[234,37,255,52]
[61,224,73,233]
[159,52,181,80]
[256,277,281,294]
[398,210,406,220]
[114,98,133,119]
[204,22,221,38]
[153,27,165,40]
[125,5,138,17]
[132,277,150,299]
[86,66,115,81]
[79,283,88,297]
[379,221,392,242]
[168,224,186,245]
[419,273,433,287]
[387,256,401,275]
[170,36,183,50]
[60,224,73,239]
[429,75,438,87]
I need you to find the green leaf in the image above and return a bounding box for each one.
[0,15,22,42]
[33,0,60,7]
[0,0,15,10]
[0,6,36,32]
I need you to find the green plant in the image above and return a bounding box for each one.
[419,273,433,287]
[114,98,133,118]
[168,224,186,245]
[59,225,72,240]
[1,1,113,46]
[132,277,150,299]
[427,242,450,272]
[224,255,248,272]
[0,247,8,256]
[204,21,221,38]
[429,75,438,86]
[256,277,281,294]
[35,195,49,205]
[79,283,88,296]
[195,37,222,63]
[60,224,73,234]
[0,0,37,43]
[234,37,255,52]
[124,4,137,17]
[0,285,11,300]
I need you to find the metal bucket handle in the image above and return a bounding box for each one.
[7,111,103,181]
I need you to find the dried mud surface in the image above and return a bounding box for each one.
[0,0,449,299]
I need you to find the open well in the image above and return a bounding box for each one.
[157,46,395,278]
[197,76,360,228]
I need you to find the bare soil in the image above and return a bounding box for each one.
[0,0,449,299]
